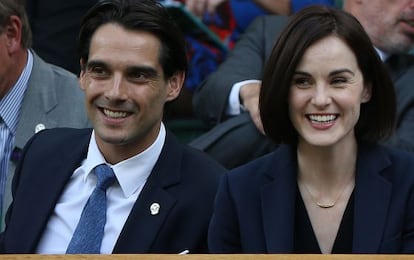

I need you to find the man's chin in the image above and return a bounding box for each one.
[95,130,129,145]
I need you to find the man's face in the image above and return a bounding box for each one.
[0,30,12,98]
[0,16,23,99]
[79,23,183,164]
[357,0,414,53]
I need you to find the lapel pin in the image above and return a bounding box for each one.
[35,123,46,133]
[150,202,160,215]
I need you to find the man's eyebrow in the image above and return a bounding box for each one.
[85,60,108,69]
[84,61,160,78]
[126,65,159,78]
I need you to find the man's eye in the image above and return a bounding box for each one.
[129,72,150,82]
[132,73,146,80]
[89,66,108,77]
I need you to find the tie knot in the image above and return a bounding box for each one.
[93,164,115,190]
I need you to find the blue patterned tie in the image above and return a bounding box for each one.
[66,164,116,254]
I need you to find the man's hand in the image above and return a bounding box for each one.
[239,82,265,135]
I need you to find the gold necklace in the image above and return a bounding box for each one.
[299,174,354,209]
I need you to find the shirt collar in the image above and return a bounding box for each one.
[0,50,33,133]
[81,123,166,197]
[374,47,389,62]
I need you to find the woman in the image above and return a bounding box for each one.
[208,5,414,254]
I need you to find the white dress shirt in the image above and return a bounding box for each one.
[227,79,261,115]
[36,123,166,254]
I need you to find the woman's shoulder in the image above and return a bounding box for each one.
[365,142,414,164]
[360,142,414,180]
[227,144,295,180]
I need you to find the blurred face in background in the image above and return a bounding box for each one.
[0,15,24,99]
[352,0,414,54]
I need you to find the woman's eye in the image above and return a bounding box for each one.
[292,77,311,88]
[331,77,347,86]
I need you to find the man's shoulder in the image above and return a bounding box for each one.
[182,144,226,170]
[387,53,414,75]
[31,51,79,83]
[30,128,92,148]
[17,128,91,169]
[164,132,227,176]
[252,15,289,30]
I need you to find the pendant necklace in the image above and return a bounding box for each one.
[299,174,354,209]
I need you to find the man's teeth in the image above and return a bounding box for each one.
[103,109,127,118]
[309,114,336,123]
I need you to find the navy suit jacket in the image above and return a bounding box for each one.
[208,143,414,253]
[0,128,225,253]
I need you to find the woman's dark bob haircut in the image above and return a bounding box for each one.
[259,5,396,145]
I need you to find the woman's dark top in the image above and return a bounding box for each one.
[293,186,354,253]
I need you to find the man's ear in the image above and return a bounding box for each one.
[166,71,185,102]
[78,58,87,91]
[4,15,22,54]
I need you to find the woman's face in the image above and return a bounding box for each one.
[288,36,371,148]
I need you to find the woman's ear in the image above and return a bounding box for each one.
[362,83,372,103]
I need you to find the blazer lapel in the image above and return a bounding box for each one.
[384,54,414,82]
[353,143,392,253]
[261,146,297,253]
[113,132,182,253]
[15,52,59,149]
[12,129,91,252]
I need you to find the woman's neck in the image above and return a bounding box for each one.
[297,138,357,189]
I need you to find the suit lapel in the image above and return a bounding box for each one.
[353,143,392,253]
[113,132,182,253]
[261,146,297,253]
[12,129,91,252]
[15,52,58,149]
[384,54,414,82]
[4,53,59,223]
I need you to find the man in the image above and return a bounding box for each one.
[0,0,225,254]
[192,0,414,169]
[0,0,89,224]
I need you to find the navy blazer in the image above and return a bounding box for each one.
[208,143,414,253]
[0,128,226,253]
